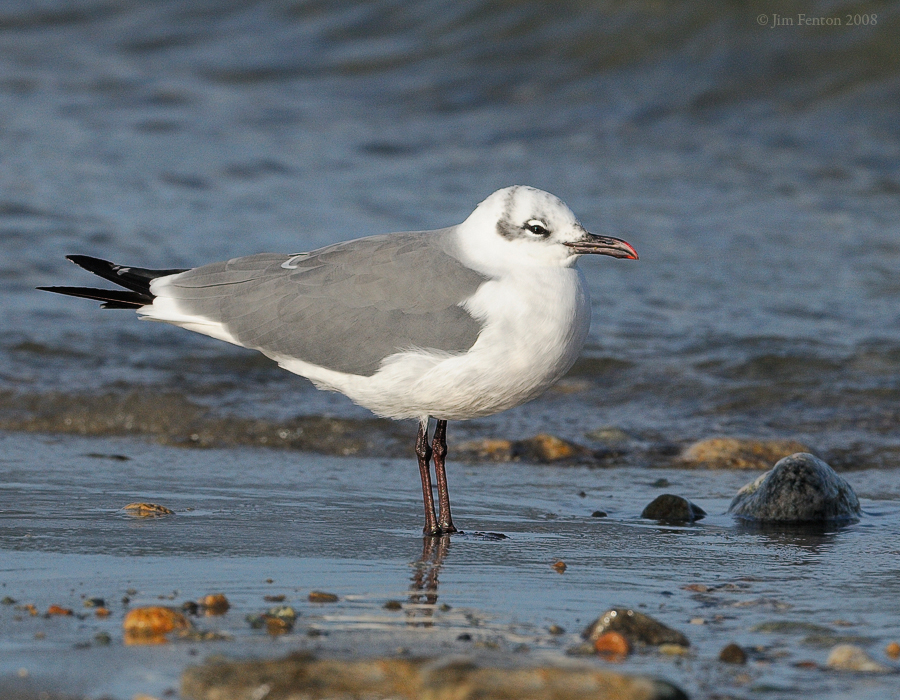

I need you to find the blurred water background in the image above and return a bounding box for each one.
[0,0,898,468]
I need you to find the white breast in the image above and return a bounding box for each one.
[289,265,591,421]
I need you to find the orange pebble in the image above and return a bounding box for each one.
[201,593,230,615]
[265,617,292,635]
[552,561,567,573]
[123,503,174,517]
[594,631,631,659]
[47,605,73,616]
[123,606,191,637]
[887,642,900,660]
[95,607,111,618]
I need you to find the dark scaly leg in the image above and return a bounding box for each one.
[415,420,440,536]
[432,419,458,534]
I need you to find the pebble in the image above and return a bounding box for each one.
[308,591,339,603]
[455,434,588,462]
[201,593,230,615]
[582,608,690,648]
[122,502,174,516]
[718,643,747,664]
[548,624,565,635]
[246,605,298,635]
[46,605,73,616]
[594,631,630,659]
[680,438,811,470]
[123,606,191,644]
[265,618,292,635]
[591,510,607,518]
[826,644,891,672]
[552,560,567,573]
[383,600,403,610]
[640,494,706,523]
[519,434,585,461]
[728,453,861,521]
[887,641,900,659]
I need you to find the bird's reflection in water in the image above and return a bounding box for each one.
[406,535,450,627]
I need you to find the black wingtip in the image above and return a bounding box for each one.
[37,285,148,308]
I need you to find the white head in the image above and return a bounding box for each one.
[455,186,637,271]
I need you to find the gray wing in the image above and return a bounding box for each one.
[163,229,489,376]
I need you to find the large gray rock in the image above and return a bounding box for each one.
[728,453,860,522]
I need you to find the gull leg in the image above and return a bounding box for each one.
[432,419,458,534]
[415,420,440,536]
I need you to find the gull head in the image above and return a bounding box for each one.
[458,186,637,269]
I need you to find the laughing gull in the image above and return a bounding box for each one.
[39,186,637,535]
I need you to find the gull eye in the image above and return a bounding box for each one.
[524,220,550,237]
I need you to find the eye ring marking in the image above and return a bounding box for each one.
[524,219,550,237]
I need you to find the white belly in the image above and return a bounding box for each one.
[280,267,592,421]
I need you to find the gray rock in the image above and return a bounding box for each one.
[582,608,690,648]
[641,494,706,523]
[728,453,860,522]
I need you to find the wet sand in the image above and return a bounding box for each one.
[1,431,899,699]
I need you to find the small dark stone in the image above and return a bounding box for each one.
[383,600,403,611]
[457,633,473,641]
[728,453,861,522]
[641,494,706,523]
[84,597,106,608]
[591,510,608,518]
[182,601,200,615]
[582,608,690,647]
[719,643,747,664]
[548,624,565,635]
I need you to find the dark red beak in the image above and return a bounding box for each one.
[564,233,638,260]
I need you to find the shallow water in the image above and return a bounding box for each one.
[2,431,900,699]
[1,2,900,698]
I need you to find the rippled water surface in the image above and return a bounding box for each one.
[0,1,899,698]
[2,432,900,699]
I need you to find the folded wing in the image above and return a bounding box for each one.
[155,230,489,376]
